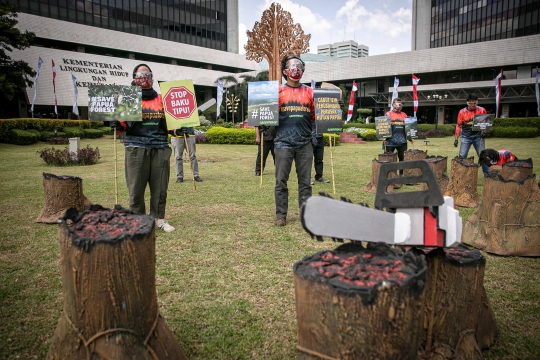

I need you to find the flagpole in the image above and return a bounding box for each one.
[330,135,336,196]
[114,129,118,204]
[259,132,264,188]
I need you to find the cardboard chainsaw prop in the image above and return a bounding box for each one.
[300,160,462,248]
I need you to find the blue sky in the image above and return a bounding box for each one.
[238,0,413,56]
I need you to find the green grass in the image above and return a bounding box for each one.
[1,136,539,359]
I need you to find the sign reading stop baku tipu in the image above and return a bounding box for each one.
[159,80,200,130]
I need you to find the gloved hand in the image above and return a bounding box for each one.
[453,139,459,147]
[338,100,344,107]
[110,121,123,130]
[198,109,203,116]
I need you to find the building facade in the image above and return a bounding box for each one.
[317,40,369,59]
[8,0,254,118]
[412,0,540,51]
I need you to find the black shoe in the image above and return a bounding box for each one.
[194,176,203,182]
[176,178,183,183]
[255,171,261,176]
[315,177,330,183]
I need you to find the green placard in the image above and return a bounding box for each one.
[472,114,494,131]
[314,89,343,133]
[247,81,279,126]
[375,116,392,139]
[405,117,419,139]
[159,80,200,130]
[88,84,142,121]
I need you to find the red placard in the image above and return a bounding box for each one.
[162,86,196,120]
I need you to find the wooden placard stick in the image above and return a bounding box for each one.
[330,135,336,196]
[114,129,118,204]
[259,132,264,188]
[184,133,196,191]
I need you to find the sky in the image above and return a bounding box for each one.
[238,0,413,57]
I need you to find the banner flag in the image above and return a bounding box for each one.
[346,80,357,123]
[71,74,79,116]
[216,79,223,119]
[494,69,503,118]
[391,77,399,106]
[535,66,540,116]
[52,59,58,115]
[31,57,44,115]
[412,74,420,117]
[310,79,316,89]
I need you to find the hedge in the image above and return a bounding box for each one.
[83,129,105,139]
[205,127,256,144]
[322,133,340,146]
[6,129,40,145]
[491,126,538,138]
[63,127,85,138]
[494,117,540,130]
[0,119,104,143]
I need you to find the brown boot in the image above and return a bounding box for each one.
[275,217,286,226]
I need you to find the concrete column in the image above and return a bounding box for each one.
[69,137,80,161]
[226,0,239,53]
[437,105,444,125]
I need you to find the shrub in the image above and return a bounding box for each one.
[46,137,69,144]
[199,116,212,127]
[205,127,255,144]
[195,133,209,144]
[494,117,540,131]
[419,129,448,138]
[6,129,40,145]
[343,123,375,130]
[216,119,225,125]
[0,119,104,142]
[491,126,538,138]
[322,133,340,146]
[63,127,85,138]
[37,145,100,166]
[83,128,104,139]
[40,131,56,141]
[98,126,113,135]
[347,127,377,141]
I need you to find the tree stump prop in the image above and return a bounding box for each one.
[47,205,187,360]
[36,173,92,224]
[446,157,480,208]
[403,149,428,182]
[293,243,427,360]
[419,156,449,194]
[417,246,498,359]
[463,160,540,256]
[501,159,533,181]
[363,159,395,193]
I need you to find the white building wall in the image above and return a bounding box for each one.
[412,0,433,50]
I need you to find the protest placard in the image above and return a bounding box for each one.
[405,117,419,139]
[247,81,279,126]
[375,116,393,139]
[314,89,343,133]
[159,80,200,130]
[88,84,141,121]
[472,114,494,131]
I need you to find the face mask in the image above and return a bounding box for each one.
[287,67,303,80]
[467,101,477,110]
[392,103,403,111]
[134,73,153,89]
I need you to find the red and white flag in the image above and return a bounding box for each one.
[346,81,357,123]
[494,69,503,118]
[412,74,420,117]
[52,60,58,115]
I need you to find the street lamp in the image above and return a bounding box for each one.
[226,94,241,124]
[427,94,447,129]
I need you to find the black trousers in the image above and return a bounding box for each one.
[255,140,275,173]
[386,143,407,175]
[312,137,324,180]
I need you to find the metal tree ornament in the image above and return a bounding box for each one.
[245,2,310,82]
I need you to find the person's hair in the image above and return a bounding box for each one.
[467,93,478,101]
[132,63,153,78]
[479,149,499,166]
[393,97,402,104]
[280,55,305,75]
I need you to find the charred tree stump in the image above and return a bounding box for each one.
[363,159,395,193]
[47,205,187,360]
[403,150,428,183]
[418,246,498,360]
[463,160,540,256]
[419,156,449,194]
[36,173,92,224]
[293,243,427,360]
[501,159,533,181]
[446,157,480,207]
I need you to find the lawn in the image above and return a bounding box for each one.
[0,136,539,359]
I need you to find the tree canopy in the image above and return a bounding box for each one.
[0,3,35,101]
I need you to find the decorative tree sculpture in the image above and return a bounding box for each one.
[245,2,310,82]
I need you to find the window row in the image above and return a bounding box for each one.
[430,25,538,47]
[431,15,538,40]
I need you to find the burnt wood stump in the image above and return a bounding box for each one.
[446,157,480,208]
[293,243,427,360]
[418,246,498,360]
[47,205,187,360]
[463,160,540,256]
[419,156,449,194]
[363,159,396,193]
[379,152,400,187]
[403,149,428,183]
[36,173,92,224]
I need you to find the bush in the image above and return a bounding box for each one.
[205,127,255,144]
[343,122,375,130]
[0,119,104,143]
[491,126,538,138]
[98,126,113,135]
[63,127,85,138]
[195,133,209,144]
[322,133,340,146]
[494,117,540,131]
[346,127,377,141]
[419,129,448,138]
[199,116,212,127]
[37,145,100,166]
[40,131,56,141]
[83,128,104,139]
[6,129,40,145]
[46,137,69,144]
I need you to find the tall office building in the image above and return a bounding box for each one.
[317,40,369,59]
[8,0,257,118]
[412,0,540,50]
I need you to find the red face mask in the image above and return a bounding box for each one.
[287,67,303,80]
[134,73,153,89]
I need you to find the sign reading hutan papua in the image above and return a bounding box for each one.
[245,2,310,82]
